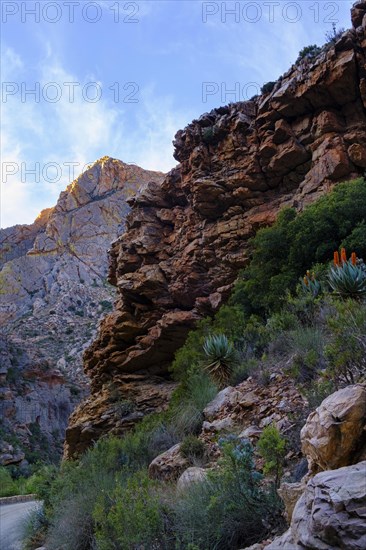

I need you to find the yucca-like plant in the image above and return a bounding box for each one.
[202,334,239,387]
[329,250,366,298]
[301,270,321,297]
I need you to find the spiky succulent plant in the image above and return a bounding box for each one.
[328,260,366,298]
[202,334,239,387]
[301,271,321,297]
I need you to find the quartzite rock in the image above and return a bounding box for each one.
[301,384,366,474]
[268,461,366,550]
[65,9,366,458]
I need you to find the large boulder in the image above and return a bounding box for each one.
[301,384,366,474]
[177,467,208,492]
[148,443,189,481]
[268,461,366,549]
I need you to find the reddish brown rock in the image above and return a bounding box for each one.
[348,142,366,167]
[65,17,366,458]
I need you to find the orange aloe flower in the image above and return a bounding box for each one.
[341,248,347,264]
[351,252,357,266]
[334,251,340,266]
[303,276,309,286]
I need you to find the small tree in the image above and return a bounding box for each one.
[257,425,287,487]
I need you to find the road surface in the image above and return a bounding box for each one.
[0,500,41,550]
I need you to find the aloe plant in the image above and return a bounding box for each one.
[301,271,321,297]
[202,334,239,387]
[328,260,366,298]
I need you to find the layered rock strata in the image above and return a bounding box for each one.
[65,6,366,458]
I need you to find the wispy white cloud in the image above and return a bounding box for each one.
[0,44,189,228]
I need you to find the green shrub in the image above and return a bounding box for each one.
[261,81,276,94]
[174,437,282,549]
[296,44,321,64]
[99,300,113,311]
[230,178,366,315]
[325,298,366,385]
[23,506,48,550]
[171,318,212,383]
[341,222,366,257]
[0,466,17,497]
[325,23,345,44]
[202,334,239,387]
[94,471,169,550]
[301,377,336,409]
[202,126,215,144]
[288,327,325,382]
[257,425,287,487]
[180,435,205,461]
[230,358,258,386]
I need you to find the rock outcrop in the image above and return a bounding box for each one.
[301,384,366,474]
[0,157,164,460]
[268,461,366,550]
[65,5,366,458]
[269,384,366,550]
[147,371,306,482]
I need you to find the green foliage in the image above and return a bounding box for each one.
[231,178,366,315]
[261,81,276,94]
[23,506,48,550]
[171,306,246,384]
[328,260,366,298]
[31,178,366,549]
[174,437,282,549]
[94,471,168,550]
[171,318,212,382]
[0,464,52,497]
[301,271,321,297]
[257,425,287,487]
[296,44,321,64]
[0,466,17,497]
[325,299,366,386]
[180,435,205,461]
[288,327,325,382]
[325,23,345,44]
[202,126,215,144]
[99,300,113,311]
[301,377,336,409]
[341,222,366,257]
[202,334,240,387]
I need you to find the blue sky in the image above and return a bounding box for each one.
[1,0,354,228]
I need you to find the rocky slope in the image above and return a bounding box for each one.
[0,157,164,463]
[65,3,366,458]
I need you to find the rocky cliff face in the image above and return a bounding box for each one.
[65,5,366,458]
[0,157,164,463]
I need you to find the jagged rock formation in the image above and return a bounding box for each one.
[65,4,366,458]
[301,384,366,474]
[267,384,366,550]
[268,461,366,550]
[148,372,307,482]
[0,157,164,461]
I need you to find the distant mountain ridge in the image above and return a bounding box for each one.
[0,157,164,465]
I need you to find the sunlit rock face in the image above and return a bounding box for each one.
[0,157,164,461]
[65,8,366,459]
